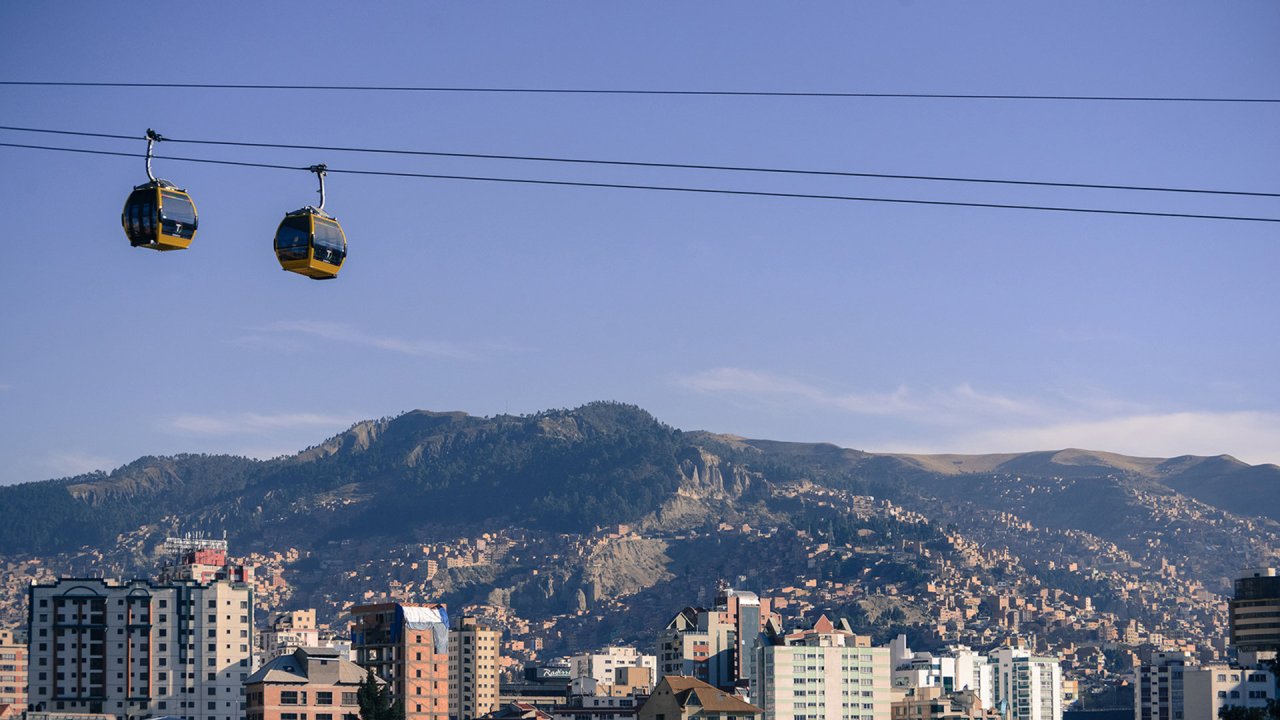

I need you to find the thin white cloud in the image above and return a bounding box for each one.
[252,321,480,359]
[44,452,115,478]
[952,411,1280,467]
[675,367,1042,425]
[165,412,357,437]
[676,366,1280,465]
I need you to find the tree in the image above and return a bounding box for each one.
[1218,706,1266,720]
[357,668,402,720]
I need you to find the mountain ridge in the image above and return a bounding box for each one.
[9,404,1279,546]
[1,401,1277,662]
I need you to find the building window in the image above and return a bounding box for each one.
[281,692,300,705]
[317,692,333,705]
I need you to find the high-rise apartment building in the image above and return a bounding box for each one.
[160,547,252,585]
[989,648,1061,720]
[657,588,780,692]
[1183,664,1275,719]
[260,610,320,661]
[350,603,449,720]
[26,565,253,720]
[448,615,500,720]
[1134,651,1189,720]
[1230,567,1280,662]
[891,687,997,719]
[0,629,27,716]
[889,635,993,711]
[750,615,891,720]
[570,646,656,689]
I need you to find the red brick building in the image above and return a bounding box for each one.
[245,646,374,720]
[351,603,450,720]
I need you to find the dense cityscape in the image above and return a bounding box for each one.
[0,530,1276,720]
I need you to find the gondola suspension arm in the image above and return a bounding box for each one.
[310,163,328,211]
[145,128,163,182]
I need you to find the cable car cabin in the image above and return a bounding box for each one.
[274,207,346,279]
[122,181,198,251]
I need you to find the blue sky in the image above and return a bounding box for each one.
[1,2,1278,484]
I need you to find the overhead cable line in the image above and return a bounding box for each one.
[4,142,1276,224]
[2,125,1276,200]
[2,81,1278,104]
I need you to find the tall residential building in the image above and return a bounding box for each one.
[989,648,1061,720]
[1183,664,1275,719]
[889,636,992,711]
[448,615,500,720]
[0,629,28,717]
[350,602,449,720]
[1230,567,1280,662]
[750,615,891,720]
[159,545,252,585]
[1134,651,1190,720]
[245,646,373,720]
[891,687,998,719]
[26,570,253,720]
[570,646,656,689]
[260,610,321,661]
[657,588,780,692]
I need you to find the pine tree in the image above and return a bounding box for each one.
[357,668,389,720]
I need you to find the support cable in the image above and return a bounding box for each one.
[2,141,1276,224]
[1,125,1275,199]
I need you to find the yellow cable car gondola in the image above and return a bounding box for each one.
[274,164,346,280]
[121,129,198,251]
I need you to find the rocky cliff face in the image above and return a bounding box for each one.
[1,402,1279,642]
[641,446,764,532]
[582,537,673,598]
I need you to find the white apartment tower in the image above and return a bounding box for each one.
[889,635,994,711]
[751,616,891,720]
[27,577,253,720]
[1134,651,1190,720]
[570,646,657,689]
[1183,664,1275,719]
[259,609,320,661]
[989,647,1061,720]
[447,615,500,720]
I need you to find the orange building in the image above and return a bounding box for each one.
[245,646,373,720]
[0,629,26,720]
[351,603,450,720]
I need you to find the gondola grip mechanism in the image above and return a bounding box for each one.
[309,164,328,211]
[145,128,164,182]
